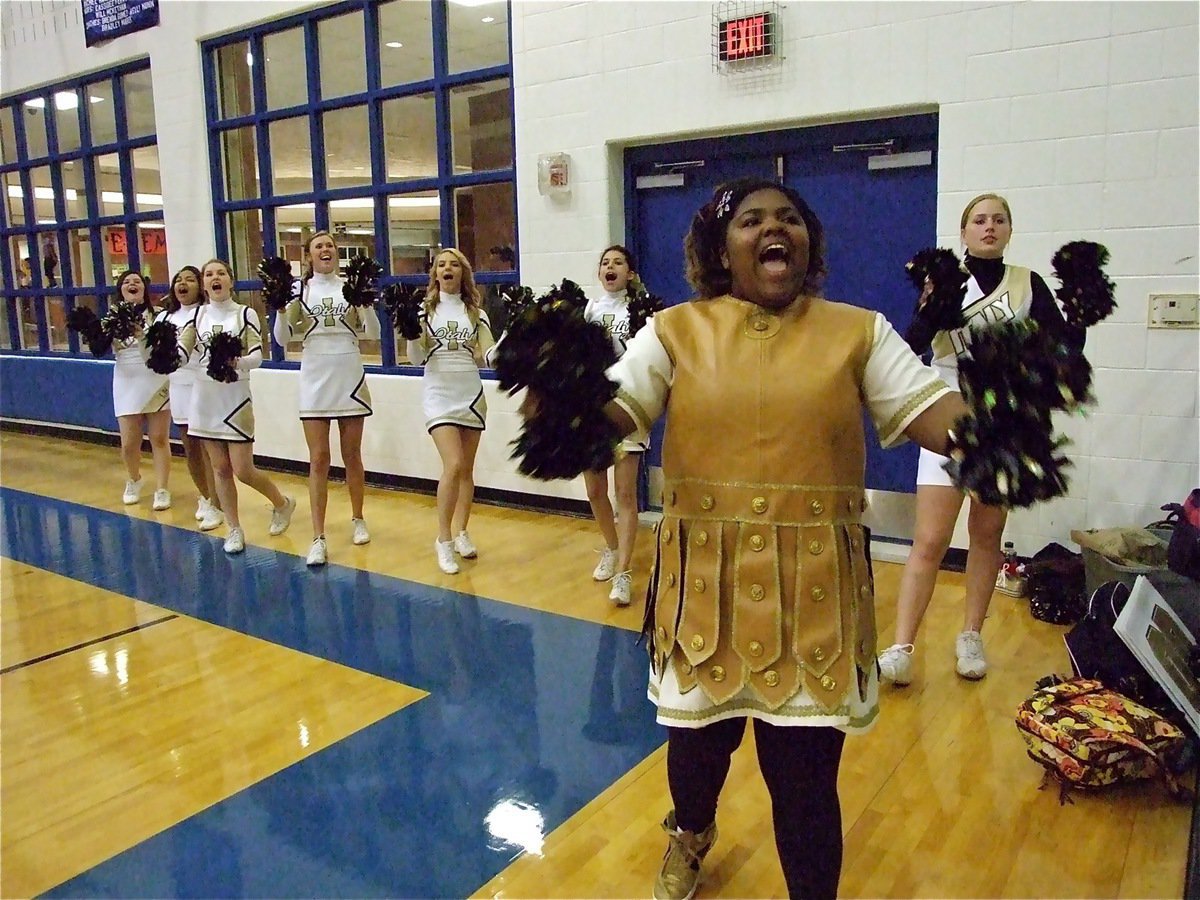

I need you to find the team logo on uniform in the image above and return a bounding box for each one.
[312,294,348,328]
[434,319,474,351]
[950,291,1016,356]
[601,312,631,349]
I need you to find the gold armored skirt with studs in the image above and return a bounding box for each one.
[646,478,879,730]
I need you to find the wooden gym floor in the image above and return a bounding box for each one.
[0,430,1189,898]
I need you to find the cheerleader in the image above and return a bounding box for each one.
[878,193,1085,685]
[582,245,648,607]
[110,270,173,510]
[183,258,295,554]
[156,266,222,531]
[272,232,380,567]
[406,248,495,575]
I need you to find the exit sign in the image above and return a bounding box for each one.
[718,12,773,62]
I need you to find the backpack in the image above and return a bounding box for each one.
[1063,582,1178,720]
[1016,678,1189,802]
[1026,542,1086,625]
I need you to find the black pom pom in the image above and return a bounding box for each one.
[499,284,537,320]
[145,320,182,374]
[905,248,968,332]
[1052,241,1116,328]
[511,405,621,480]
[627,280,664,337]
[494,280,622,481]
[207,331,243,383]
[101,301,143,343]
[945,319,1088,507]
[342,255,383,308]
[381,284,423,340]
[67,305,112,357]
[257,256,295,311]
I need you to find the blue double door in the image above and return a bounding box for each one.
[624,113,938,496]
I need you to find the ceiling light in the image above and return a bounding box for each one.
[449,0,499,7]
[246,51,254,67]
[388,197,440,208]
[481,16,495,23]
[23,98,45,109]
[385,41,403,48]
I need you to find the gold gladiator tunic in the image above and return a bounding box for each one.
[611,295,951,730]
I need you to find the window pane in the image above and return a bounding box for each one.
[46,296,69,350]
[132,146,162,213]
[0,105,17,164]
[103,225,132,280]
[123,69,156,138]
[68,227,99,287]
[53,89,84,154]
[85,80,117,145]
[137,225,169,286]
[453,182,513,267]
[4,172,26,227]
[382,92,437,182]
[28,166,55,223]
[319,12,366,99]
[329,196,376,260]
[216,40,254,119]
[62,159,89,220]
[18,298,40,349]
[264,28,307,110]
[269,117,313,196]
[447,1,509,75]
[94,153,124,216]
[387,190,439,276]
[221,126,260,202]
[38,234,63,288]
[226,208,264,282]
[0,299,13,349]
[324,105,372,190]
[9,236,30,286]
[23,98,50,158]
[378,0,433,87]
[449,79,512,173]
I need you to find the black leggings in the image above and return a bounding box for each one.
[668,718,846,900]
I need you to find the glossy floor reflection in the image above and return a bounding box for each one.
[1,487,665,898]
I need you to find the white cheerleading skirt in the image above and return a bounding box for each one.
[189,379,254,442]
[916,360,959,488]
[423,367,486,432]
[169,380,194,427]
[113,362,169,418]
[299,351,372,420]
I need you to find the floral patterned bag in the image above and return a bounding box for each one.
[1016,678,1189,801]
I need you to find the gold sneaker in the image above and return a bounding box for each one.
[653,810,718,900]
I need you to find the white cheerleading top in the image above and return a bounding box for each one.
[112,304,156,367]
[271,271,381,353]
[584,288,636,357]
[407,292,493,372]
[189,298,264,381]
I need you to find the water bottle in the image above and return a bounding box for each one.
[996,540,1024,596]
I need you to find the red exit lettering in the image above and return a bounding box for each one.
[720,14,770,62]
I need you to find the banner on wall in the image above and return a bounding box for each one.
[81,0,159,48]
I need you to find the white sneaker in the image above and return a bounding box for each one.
[435,539,460,574]
[955,630,988,680]
[593,547,617,581]
[195,497,210,521]
[268,495,296,536]
[609,570,633,607]
[152,489,171,511]
[224,527,245,554]
[878,644,915,686]
[122,479,143,505]
[453,530,477,558]
[352,518,371,545]
[307,537,328,567]
[199,507,225,532]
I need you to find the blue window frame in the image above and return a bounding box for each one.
[201,0,517,369]
[0,59,163,356]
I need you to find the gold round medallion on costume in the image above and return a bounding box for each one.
[743,308,782,340]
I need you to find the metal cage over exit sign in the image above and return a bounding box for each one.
[712,2,781,73]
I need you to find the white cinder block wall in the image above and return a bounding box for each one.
[2,1,1197,554]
